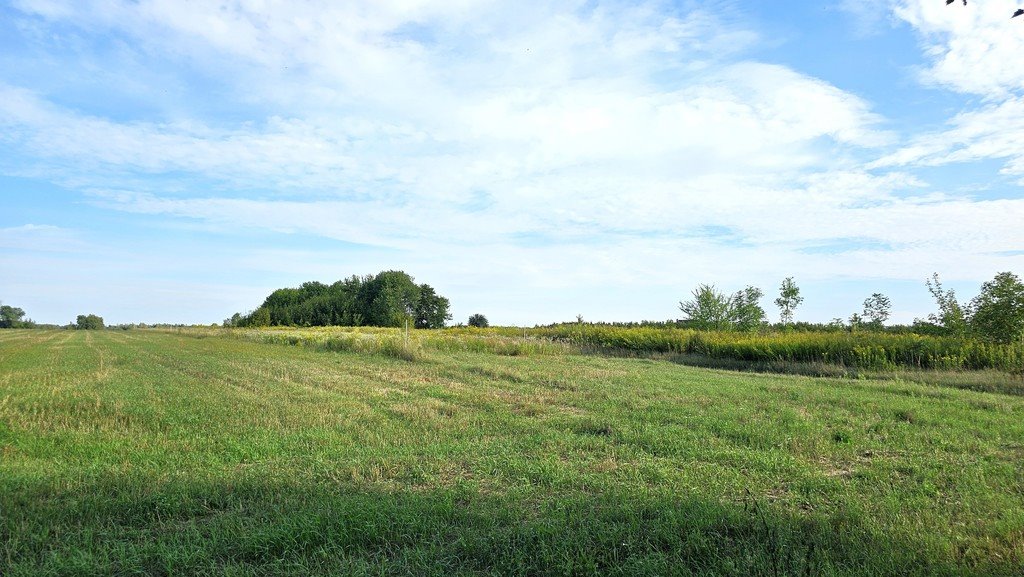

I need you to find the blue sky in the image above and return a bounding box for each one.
[2,0,1023,326]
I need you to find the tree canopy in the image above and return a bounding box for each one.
[861,293,892,328]
[0,304,32,328]
[679,284,766,331]
[774,277,803,325]
[969,271,1024,343]
[924,273,967,337]
[231,271,452,329]
[75,314,105,330]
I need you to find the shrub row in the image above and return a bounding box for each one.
[187,325,1023,373]
[532,325,1024,372]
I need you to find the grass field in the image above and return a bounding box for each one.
[1,329,1022,575]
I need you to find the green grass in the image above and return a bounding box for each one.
[1,329,1022,575]
[216,325,1024,395]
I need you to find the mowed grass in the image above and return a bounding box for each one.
[0,330,1022,576]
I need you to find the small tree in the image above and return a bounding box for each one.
[925,273,967,337]
[862,293,891,329]
[774,277,803,325]
[848,313,863,332]
[730,286,767,331]
[680,284,764,331]
[680,284,732,331]
[468,313,489,328]
[969,271,1024,343]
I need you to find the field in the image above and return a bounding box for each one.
[1,328,1022,575]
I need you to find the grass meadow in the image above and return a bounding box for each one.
[1,328,1022,575]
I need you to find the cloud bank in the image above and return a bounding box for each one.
[1,0,1022,324]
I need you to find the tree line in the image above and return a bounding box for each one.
[225,270,452,329]
[676,271,1024,344]
[0,303,104,330]
[4,269,1021,343]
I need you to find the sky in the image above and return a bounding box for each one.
[2,0,1023,327]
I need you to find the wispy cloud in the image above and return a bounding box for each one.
[877,1,1024,183]
[895,0,1024,97]
[0,223,86,252]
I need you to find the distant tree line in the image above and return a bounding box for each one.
[226,271,452,329]
[674,272,1024,344]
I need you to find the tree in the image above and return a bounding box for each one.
[468,314,489,328]
[232,272,452,329]
[969,271,1024,343]
[75,314,105,330]
[679,284,765,331]
[729,286,767,331]
[413,284,452,329]
[848,312,863,332]
[925,273,967,337]
[774,277,803,325]
[0,304,27,328]
[862,293,891,328]
[250,307,271,327]
[679,284,732,331]
[358,271,422,327]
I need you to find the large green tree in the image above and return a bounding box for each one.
[0,304,28,328]
[413,284,452,329]
[358,271,422,327]
[75,314,104,330]
[236,271,451,329]
[969,271,1024,343]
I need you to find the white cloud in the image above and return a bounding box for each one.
[0,85,372,190]
[877,2,1024,182]
[871,96,1024,178]
[1,1,895,245]
[4,1,1023,324]
[895,0,1024,96]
